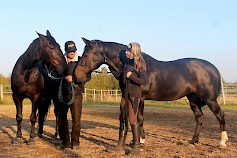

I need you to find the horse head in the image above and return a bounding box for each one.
[74,38,106,83]
[37,30,67,76]
[74,38,124,83]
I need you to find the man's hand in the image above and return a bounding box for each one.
[65,75,73,82]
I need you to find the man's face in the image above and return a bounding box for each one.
[67,51,76,59]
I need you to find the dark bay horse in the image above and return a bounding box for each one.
[11,30,67,144]
[74,38,228,148]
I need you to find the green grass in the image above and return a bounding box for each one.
[1,96,237,111]
[82,100,237,110]
[0,94,31,105]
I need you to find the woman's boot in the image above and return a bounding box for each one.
[130,123,140,155]
[110,128,127,152]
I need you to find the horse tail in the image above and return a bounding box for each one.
[218,74,222,96]
[217,70,223,98]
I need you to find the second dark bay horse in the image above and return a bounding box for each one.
[11,30,67,144]
[74,38,228,148]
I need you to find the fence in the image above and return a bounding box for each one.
[0,84,122,103]
[1,83,237,104]
[83,88,122,102]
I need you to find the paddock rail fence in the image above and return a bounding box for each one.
[1,83,237,104]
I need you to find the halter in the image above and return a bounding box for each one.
[44,63,62,80]
[101,52,120,72]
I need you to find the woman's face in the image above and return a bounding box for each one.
[125,50,134,59]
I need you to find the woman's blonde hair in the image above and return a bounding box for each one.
[128,42,147,72]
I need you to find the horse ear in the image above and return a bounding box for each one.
[81,37,90,46]
[37,31,47,44]
[46,30,52,37]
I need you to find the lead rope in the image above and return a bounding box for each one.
[43,63,75,105]
[58,78,75,106]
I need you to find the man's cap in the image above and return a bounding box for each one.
[65,41,77,53]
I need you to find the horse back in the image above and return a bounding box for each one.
[142,58,221,101]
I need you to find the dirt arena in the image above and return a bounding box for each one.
[0,104,236,158]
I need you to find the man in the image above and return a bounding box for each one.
[58,41,84,149]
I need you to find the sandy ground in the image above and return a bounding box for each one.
[0,104,237,158]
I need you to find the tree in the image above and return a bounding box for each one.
[0,74,10,85]
[85,67,119,90]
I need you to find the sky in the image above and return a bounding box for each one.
[0,0,236,82]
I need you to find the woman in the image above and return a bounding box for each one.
[112,42,147,155]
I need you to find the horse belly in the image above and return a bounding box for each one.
[143,80,192,101]
[12,73,44,99]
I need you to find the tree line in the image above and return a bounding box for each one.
[0,67,120,90]
[0,68,236,88]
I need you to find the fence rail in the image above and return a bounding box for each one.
[1,83,237,104]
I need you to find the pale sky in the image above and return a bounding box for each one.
[0,0,236,82]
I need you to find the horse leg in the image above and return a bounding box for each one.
[111,115,128,152]
[137,98,145,144]
[187,94,205,144]
[37,97,51,138]
[12,93,24,144]
[52,98,59,138]
[28,101,38,144]
[206,99,228,147]
[110,99,128,152]
[54,108,59,138]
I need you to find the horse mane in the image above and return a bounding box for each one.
[24,38,41,56]
[16,38,41,70]
[95,40,127,61]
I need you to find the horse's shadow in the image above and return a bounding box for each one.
[41,119,120,148]
[0,113,120,149]
[0,110,190,150]
[0,113,30,144]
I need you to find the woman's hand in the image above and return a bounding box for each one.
[126,71,132,78]
[65,75,73,82]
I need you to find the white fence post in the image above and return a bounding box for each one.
[84,88,87,101]
[93,89,96,101]
[115,90,118,102]
[100,89,103,102]
[0,84,3,100]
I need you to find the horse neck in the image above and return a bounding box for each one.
[19,40,41,70]
[102,46,123,71]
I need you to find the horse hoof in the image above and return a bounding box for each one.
[54,132,58,138]
[129,148,140,155]
[27,138,35,145]
[51,132,58,140]
[107,146,125,154]
[189,139,198,145]
[12,137,24,145]
[140,137,145,144]
[219,131,228,148]
[37,133,43,138]
[51,135,57,140]
[219,143,227,148]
